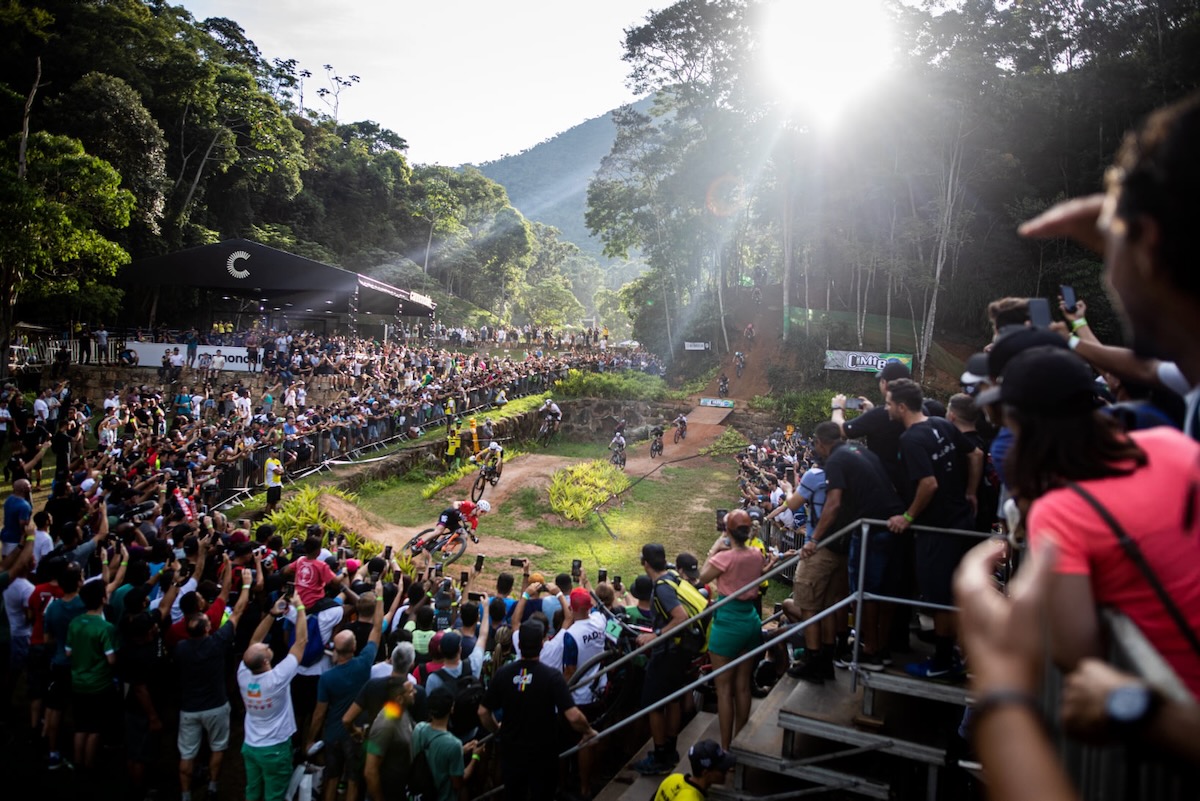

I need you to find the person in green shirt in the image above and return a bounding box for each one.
[66,580,118,769]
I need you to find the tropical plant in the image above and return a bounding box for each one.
[548,460,631,522]
[262,486,383,558]
[553,369,667,401]
[700,427,750,457]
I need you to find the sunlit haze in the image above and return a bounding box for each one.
[757,0,894,125]
[178,0,664,165]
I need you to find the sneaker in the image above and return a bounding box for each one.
[833,647,854,669]
[632,752,671,776]
[904,656,965,680]
[879,650,893,666]
[47,753,63,770]
[857,652,886,672]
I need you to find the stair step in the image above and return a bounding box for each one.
[859,666,971,706]
[596,711,720,801]
[720,749,892,800]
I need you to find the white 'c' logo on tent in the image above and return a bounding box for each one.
[227,250,251,279]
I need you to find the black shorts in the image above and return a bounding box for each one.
[640,647,689,707]
[46,663,72,710]
[323,736,360,782]
[73,686,118,733]
[27,645,51,700]
[266,485,282,504]
[914,530,974,606]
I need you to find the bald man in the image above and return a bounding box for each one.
[2,478,34,557]
[308,582,384,801]
[238,597,308,801]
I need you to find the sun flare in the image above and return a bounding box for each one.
[757,0,894,124]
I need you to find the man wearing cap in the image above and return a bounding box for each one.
[479,619,597,801]
[885,378,982,679]
[653,739,735,801]
[831,359,910,495]
[631,543,692,775]
[263,447,284,513]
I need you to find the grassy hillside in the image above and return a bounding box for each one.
[788,307,965,378]
[476,97,654,263]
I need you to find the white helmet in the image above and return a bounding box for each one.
[488,441,502,452]
[476,499,492,514]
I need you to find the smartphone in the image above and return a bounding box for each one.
[571,559,582,577]
[282,581,295,600]
[337,547,347,561]
[612,575,622,590]
[598,568,608,584]
[467,591,485,602]
[1060,284,1077,314]
[384,545,393,561]
[716,509,728,533]
[1029,297,1052,328]
[238,518,251,529]
[434,563,443,574]
[785,467,796,480]
[773,602,783,615]
[474,554,485,572]
[844,397,863,410]
[460,570,469,587]
[510,557,525,568]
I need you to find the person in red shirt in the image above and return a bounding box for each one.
[26,561,65,732]
[284,530,337,608]
[165,559,233,651]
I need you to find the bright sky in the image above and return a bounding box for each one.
[178,0,664,166]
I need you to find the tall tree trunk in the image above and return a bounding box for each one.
[714,248,730,353]
[423,220,435,273]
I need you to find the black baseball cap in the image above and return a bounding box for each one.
[960,352,990,385]
[975,346,1095,416]
[689,739,735,774]
[630,575,654,601]
[877,360,911,382]
[675,553,700,581]
[986,327,1067,381]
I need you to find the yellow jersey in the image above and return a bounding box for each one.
[654,774,705,801]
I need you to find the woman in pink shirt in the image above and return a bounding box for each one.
[700,508,775,749]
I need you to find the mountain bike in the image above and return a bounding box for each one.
[718,379,729,398]
[673,421,687,444]
[649,432,663,459]
[470,461,501,502]
[735,353,745,378]
[610,446,626,469]
[536,415,559,447]
[404,524,477,567]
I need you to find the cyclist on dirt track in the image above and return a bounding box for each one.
[471,441,504,476]
[744,323,755,350]
[718,372,729,397]
[431,499,490,543]
[610,431,626,456]
[674,413,688,437]
[540,397,562,431]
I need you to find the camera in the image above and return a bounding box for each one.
[510,557,525,568]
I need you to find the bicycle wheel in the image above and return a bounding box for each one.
[736,363,744,378]
[433,531,468,567]
[471,473,487,502]
[619,451,626,468]
[405,527,438,555]
[674,427,682,444]
[650,440,661,458]
[538,424,552,447]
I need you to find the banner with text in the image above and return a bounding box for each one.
[824,350,913,373]
[124,342,255,373]
[684,341,710,351]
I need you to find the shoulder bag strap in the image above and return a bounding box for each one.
[1067,481,1200,660]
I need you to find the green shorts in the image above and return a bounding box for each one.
[706,598,762,658]
[242,740,293,801]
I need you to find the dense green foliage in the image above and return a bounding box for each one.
[700,426,750,457]
[263,486,384,558]
[553,368,668,401]
[586,0,1200,381]
[0,0,620,333]
[548,460,632,522]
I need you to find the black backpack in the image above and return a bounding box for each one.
[434,664,486,740]
[409,727,454,801]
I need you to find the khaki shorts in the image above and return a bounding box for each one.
[792,548,848,610]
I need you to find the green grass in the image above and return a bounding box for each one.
[355,449,743,583]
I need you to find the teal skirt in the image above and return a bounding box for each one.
[707,597,762,658]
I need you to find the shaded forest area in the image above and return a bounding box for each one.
[584,0,1200,382]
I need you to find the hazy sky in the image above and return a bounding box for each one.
[178,0,664,166]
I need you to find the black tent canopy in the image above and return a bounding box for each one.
[122,239,436,323]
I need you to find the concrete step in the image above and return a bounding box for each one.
[594,711,720,801]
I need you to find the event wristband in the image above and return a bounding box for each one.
[472,753,481,762]
[902,512,914,524]
[1071,318,1088,331]
[522,592,530,600]
[1068,335,1081,350]
[295,603,306,611]
[971,688,1041,726]
[121,561,129,566]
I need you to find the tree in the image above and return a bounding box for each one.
[0,132,133,376]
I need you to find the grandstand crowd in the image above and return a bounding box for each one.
[1,94,1199,801]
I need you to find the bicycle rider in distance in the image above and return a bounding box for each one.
[540,396,562,432]
[673,412,689,437]
[744,322,755,350]
[718,371,729,396]
[431,498,490,546]
[471,440,505,477]
[610,429,627,456]
[734,350,746,373]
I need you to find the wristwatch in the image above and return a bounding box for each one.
[1105,684,1160,730]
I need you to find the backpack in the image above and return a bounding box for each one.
[434,664,486,739]
[282,597,338,667]
[409,727,454,801]
[653,571,710,654]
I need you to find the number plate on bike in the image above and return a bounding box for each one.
[605,618,623,643]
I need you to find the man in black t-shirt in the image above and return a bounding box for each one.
[831,359,912,495]
[885,379,982,680]
[479,620,597,801]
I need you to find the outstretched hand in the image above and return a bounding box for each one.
[1018,194,1106,255]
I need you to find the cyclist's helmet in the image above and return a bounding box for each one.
[488,441,502,452]
[476,499,492,514]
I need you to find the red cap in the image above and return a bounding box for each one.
[570,588,592,613]
[229,529,250,544]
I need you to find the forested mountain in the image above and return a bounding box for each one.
[0,0,608,354]
[477,96,654,264]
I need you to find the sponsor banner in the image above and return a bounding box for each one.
[123,342,256,373]
[700,397,735,408]
[684,341,710,351]
[824,350,913,373]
